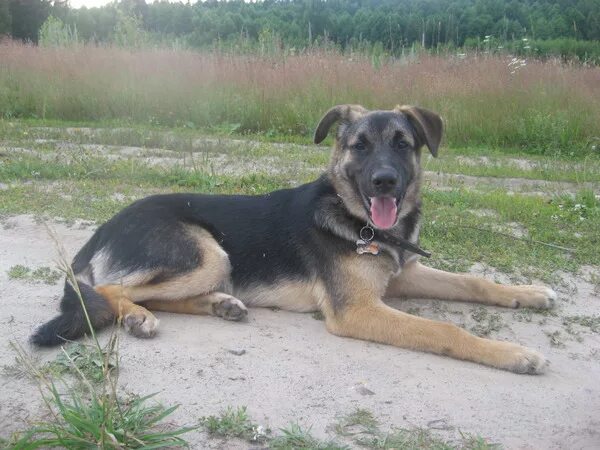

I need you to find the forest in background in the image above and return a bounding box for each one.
[1,0,600,62]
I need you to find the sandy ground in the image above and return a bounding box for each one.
[1,215,599,449]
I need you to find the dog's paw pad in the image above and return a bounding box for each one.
[124,311,159,338]
[213,296,248,322]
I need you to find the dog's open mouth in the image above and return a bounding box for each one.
[368,196,400,229]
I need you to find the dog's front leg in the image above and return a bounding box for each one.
[386,260,556,309]
[324,299,547,374]
[322,256,546,374]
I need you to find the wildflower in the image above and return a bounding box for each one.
[252,425,267,441]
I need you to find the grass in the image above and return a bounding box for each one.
[2,339,195,449]
[202,406,269,443]
[270,424,347,450]
[3,119,600,184]
[422,150,600,183]
[201,406,343,449]
[469,307,504,337]
[1,43,599,156]
[1,138,598,277]
[562,315,600,333]
[421,188,600,278]
[544,330,566,348]
[333,409,499,450]
[43,341,116,384]
[7,265,63,285]
[200,406,499,449]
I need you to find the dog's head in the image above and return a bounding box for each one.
[314,105,443,230]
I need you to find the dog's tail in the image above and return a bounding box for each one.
[31,280,115,347]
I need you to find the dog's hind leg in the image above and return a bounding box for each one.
[386,260,556,309]
[143,293,248,322]
[95,285,159,338]
[95,226,235,338]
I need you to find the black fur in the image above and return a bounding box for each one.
[31,281,114,346]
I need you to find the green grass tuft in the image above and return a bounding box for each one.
[7,265,63,285]
[269,423,347,450]
[201,406,269,443]
[333,409,500,450]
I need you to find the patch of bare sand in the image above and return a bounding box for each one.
[1,215,599,448]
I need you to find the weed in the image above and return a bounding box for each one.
[545,330,565,347]
[201,406,269,443]
[562,315,600,333]
[44,341,116,383]
[332,409,500,450]
[470,307,504,337]
[270,423,347,450]
[7,265,63,284]
[334,408,379,437]
[512,309,534,323]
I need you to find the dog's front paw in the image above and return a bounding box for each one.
[124,309,159,338]
[509,285,557,309]
[213,295,248,321]
[501,344,548,374]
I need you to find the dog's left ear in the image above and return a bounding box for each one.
[396,105,443,157]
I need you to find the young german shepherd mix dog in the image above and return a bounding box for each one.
[32,105,556,374]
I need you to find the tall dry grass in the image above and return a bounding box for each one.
[1,42,599,154]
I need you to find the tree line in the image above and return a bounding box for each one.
[1,0,599,58]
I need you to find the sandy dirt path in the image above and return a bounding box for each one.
[1,215,599,448]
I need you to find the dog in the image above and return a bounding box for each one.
[31,104,556,374]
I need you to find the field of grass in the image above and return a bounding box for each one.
[1,42,600,156]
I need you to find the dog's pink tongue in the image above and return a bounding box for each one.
[370,197,397,229]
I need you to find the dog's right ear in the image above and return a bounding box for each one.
[313,104,368,144]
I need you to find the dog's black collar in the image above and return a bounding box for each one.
[360,224,431,258]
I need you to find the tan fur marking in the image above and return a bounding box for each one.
[237,280,327,312]
[127,226,230,302]
[328,142,369,222]
[144,292,230,314]
[95,284,145,317]
[143,295,217,315]
[386,261,555,308]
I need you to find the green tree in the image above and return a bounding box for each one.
[9,0,51,43]
[0,0,12,36]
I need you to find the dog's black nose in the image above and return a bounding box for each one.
[371,168,399,192]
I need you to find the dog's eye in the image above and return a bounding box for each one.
[353,141,366,151]
[396,141,409,150]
